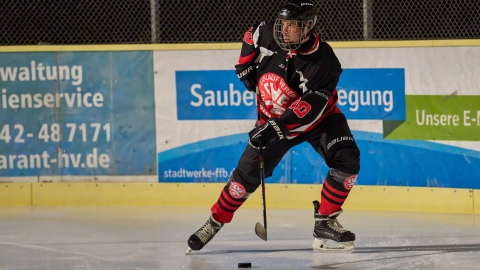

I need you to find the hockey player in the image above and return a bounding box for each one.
[187,0,360,253]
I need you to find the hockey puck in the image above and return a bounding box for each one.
[238,262,252,268]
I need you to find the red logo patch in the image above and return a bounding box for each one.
[243,27,254,45]
[343,175,357,190]
[258,72,299,118]
[229,182,246,199]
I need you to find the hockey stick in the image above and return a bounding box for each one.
[255,137,268,241]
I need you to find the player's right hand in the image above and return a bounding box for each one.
[248,118,289,149]
[235,62,257,92]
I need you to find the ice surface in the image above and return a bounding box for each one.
[1,206,479,269]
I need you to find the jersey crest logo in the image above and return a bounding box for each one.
[229,182,246,199]
[258,73,299,117]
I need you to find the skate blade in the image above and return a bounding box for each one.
[312,238,355,253]
[185,247,193,255]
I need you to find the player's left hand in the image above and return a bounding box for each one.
[248,118,289,148]
[235,62,257,92]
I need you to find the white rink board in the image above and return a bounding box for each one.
[154,46,480,188]
[154,47,480,152]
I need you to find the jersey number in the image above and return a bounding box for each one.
[290,100,311,118]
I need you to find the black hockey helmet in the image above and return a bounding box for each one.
[273,0,318,51]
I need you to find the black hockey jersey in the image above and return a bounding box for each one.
[238,22,343,139]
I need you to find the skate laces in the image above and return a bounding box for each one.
[195,219,221,243]
[333,219,344,229]
[326,218,347,233]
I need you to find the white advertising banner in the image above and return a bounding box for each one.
[154,46,480,188]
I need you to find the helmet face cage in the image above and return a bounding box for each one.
[273,1,318,51]
[273,18,314,51]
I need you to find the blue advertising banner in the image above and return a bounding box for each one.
[176,70,257,120]
[0,51,156,176]
[158,132,480,188]
[175,68,405,121]
[337,68,405,120]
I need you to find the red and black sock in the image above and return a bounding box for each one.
[211,172,259,223]
[211,186,247,223]
[319,174,351,216]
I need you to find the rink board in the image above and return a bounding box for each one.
[475,190,480,215]
[22,182,474,215]
[0,183,31,206]
[3,39,480,52]
[1,41,480,214]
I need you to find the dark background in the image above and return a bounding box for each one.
[1,0,479,45]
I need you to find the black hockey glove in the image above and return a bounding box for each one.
[248,118,289,148]
[235,62,257,92]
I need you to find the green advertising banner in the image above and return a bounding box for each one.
[384,95,480,141]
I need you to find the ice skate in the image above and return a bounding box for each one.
[312,201,355,253]
[186,214,224,254]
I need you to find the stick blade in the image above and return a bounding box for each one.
[255,222,267,241]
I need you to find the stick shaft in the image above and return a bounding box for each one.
[259,145,267,230]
